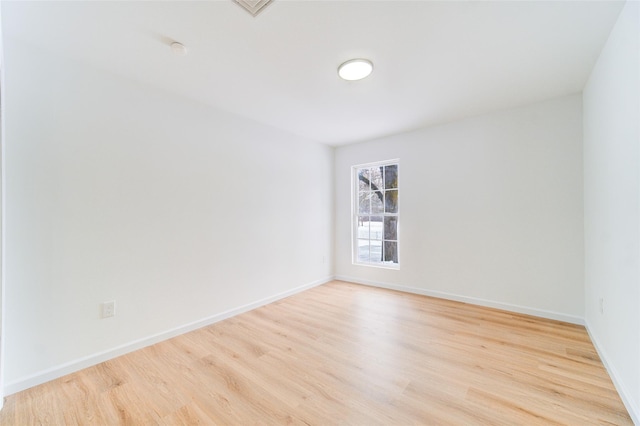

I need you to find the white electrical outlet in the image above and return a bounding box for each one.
[599,298,604,314]
[102,301,116,318]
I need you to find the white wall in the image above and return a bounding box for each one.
[335,95,584,322]
[0,0,5,408]
[2,38,333,392]
[583,1,640,421]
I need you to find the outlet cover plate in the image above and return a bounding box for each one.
[102,301,115,318]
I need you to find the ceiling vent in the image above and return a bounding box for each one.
[234,0,274,17]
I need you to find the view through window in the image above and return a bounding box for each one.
[353,160,399,267]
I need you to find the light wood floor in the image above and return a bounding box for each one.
[0,281,632,425]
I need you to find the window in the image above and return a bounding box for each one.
[353,160,399,268]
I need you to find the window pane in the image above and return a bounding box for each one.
[357,216,370,239]
[370,240,383,263]
[371,192,384,213]
[385,190,398,213]
[359,192,371,214]
[383,241,398,263]
[370,167,383,191]
[384,165,398,189]
[370,216,383,240]
[358,169,370,192]
[357,240,370,263]
[384,216,397,240]
[353,161,399,268]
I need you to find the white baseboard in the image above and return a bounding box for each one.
[4,276,334,396]
[585,321,640,425]
[335,275,584,325]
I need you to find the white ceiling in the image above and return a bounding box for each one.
[2,0,625,146]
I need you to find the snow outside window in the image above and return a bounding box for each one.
[353,160,399,268]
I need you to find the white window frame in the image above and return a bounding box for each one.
[351,159,400,269]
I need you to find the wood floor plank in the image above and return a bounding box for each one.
[0,281,632,425]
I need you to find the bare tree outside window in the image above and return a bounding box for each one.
[354,161,399,267]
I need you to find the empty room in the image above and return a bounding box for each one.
[0,0,638,424]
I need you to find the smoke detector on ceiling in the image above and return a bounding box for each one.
[170,42,188,56]
[234,0,274,17]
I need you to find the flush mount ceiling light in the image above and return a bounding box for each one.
[338,59,374,81]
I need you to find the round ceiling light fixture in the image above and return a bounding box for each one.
[170,42,188,56]
[338,58,373,81]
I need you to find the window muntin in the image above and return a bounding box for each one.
[353,161,399,268]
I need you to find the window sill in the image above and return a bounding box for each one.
[353,262,400,270]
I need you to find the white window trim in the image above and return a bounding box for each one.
[351,159,400,269]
